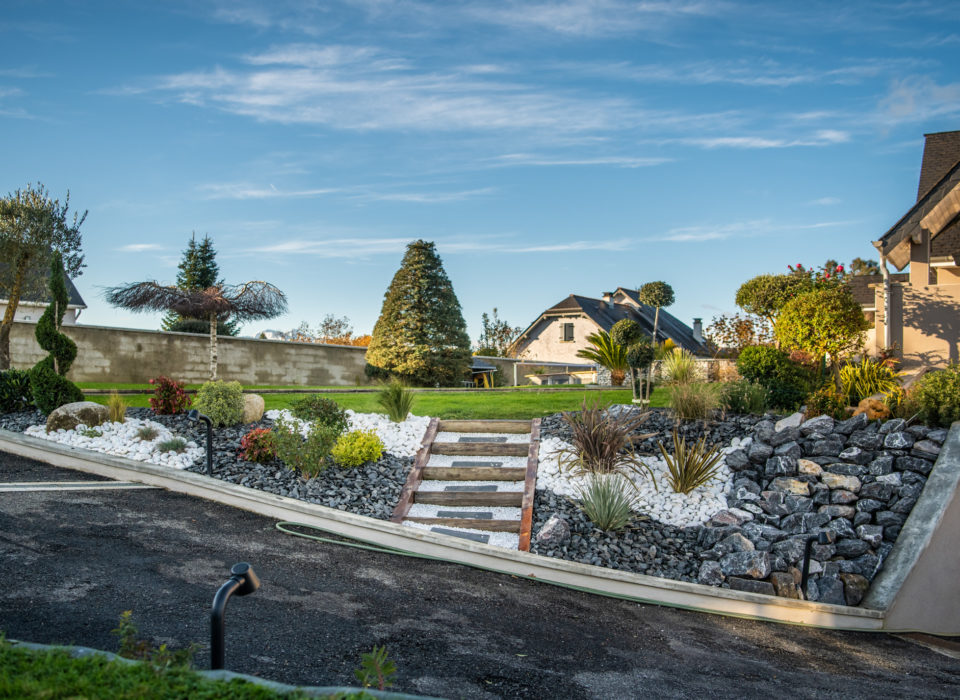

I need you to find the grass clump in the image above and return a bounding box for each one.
[136,425,159,441]
[555,401,657,483]
[156,437,187,454]
[289,395,348,434]
[658,431,724,495]
[576,473,639,531]
[273,416,338,478]
[667,382,717,421]
[662,347,697,384]
[717,379,767,415]
[193,380,244,427]
[377,380,415,422]
[107,390,127,423]
[332,429,384,467]
[79,427,102,438]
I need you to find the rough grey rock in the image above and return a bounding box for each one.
[808,438,845,457]
[797,458,823,477]
[830,489,858,505]
[769,427,801,448]
[847,430,883,450]
[838,446,871,465]
[883,432,915,449]
[770,571,801,599]
[817,576,846,605]
[725,448,750,470]
[45,401,110,433]
[868,454,895,475]
[535,513,571,547]
[835,413,868,435]
[856,525,884,548]
[775,412,804,432]
[879,418,907,434]
[727,577,776,596]
[769,477,811,496]
[875,472,902,486]
[800,414,835,436]
[821,472,861,492]
[859,482,894,501]
[698,560,725,586]
[911,440,941,459]
[765,455,798,477]
[895,456,934,475]
[835,538,870,557]
[720,551,771,579]
[748,441,774,465]
[819,505,855,519]
[774,441,802,459]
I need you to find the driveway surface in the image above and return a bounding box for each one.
[2,451,959,699]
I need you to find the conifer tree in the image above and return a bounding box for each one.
[162,233,238,336]
[365,240,471,386]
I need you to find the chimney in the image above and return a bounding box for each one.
[601,291,614,309]
[692,318,703,343]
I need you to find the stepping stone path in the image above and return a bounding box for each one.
[391,419,541,550]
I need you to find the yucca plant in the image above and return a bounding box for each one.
[839,356,902,404]
[576,330,629,386]
[576,473,640,531]
[555,401,657,483]
[107,390,127,424]
[658,431,725,494]
[377,379,415,422]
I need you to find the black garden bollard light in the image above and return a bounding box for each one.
[800,530,834,598]
[188,409,214,476]
[210,562,260,670]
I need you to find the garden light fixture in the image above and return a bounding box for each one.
[188,409,214,476]
[210,562,261,670]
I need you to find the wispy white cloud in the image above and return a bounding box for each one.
[245,237,414,258]
[809,196,841,206]
[681,129,850,149]
[351,187,495,203]
[197,182,344,200]
[198,181,494,203]
[878,76,960,124]
[652,218,854,243]
[487,153,671,168]
[119,243,164,252]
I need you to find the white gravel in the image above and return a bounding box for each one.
[405,504,522,520]
[402,520,520,549]
[265,409,431,458]
[23,418,202,469]
[425,454,527,468]
[434,431,530,443]
[417,479,525,492]
[537,436,733,528]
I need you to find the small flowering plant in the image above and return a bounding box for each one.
[240,427,277,463]
[149,375,191,415]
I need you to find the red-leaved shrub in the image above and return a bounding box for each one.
[149,376,191,415]
[240,427,276,463]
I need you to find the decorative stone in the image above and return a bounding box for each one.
[895,456,934,475]
[725,448,750,470]
[811,542,835,560]
[855,498,883,513]
[911,440,941,459]
[727,577,776,596]
[754,420,776,443]
[830,489,858,505]
[838,446,870,465]
[891,497,918,514]
[720,551,771,579]
[840,573,870,606]
[698,560,725,586]
[853,512,872,527]
[800,414,835,436]
[708,509,752,527]
[769,427,801,448]
[765,456,798,477]
[748,442,774,464]
[808,438,845,457]
[868,455,895,475]
[847,430,883,450]
[883,431,915,449]
[859,482,894,501]
[839,553,879,578]
[770,477,811,496]
[817,576,847,605]
[818,505,855,519]
[535,514,570,547]
[797,458,823,477]
[46,401,109,433]
[802,512,830,533]
[856,524,884,548]
[835,413,868,435]
[875,472,902,486]
[774,441,802,459]
[821,472,861,492]
[775,412,804,432]
[242,394,265,424]
[770,571,801,599]
[784,495,814,515]
[827,463,866,477]
[878,418,907,434]
[717,533,755,554]
[835,538,870,557]
[926,428,948,444]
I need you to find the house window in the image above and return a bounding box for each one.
[562,323,574,342]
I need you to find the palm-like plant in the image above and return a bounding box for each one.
[105,281,287,380]
[576,330,628,386]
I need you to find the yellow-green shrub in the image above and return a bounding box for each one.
[193,380,244,427]
[331,430,384,468]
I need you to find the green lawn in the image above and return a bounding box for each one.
[83,385,667,419]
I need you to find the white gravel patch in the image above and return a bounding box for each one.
[402,520,520,549]
[265,409,430,458]
[434,431,530,443]
[537,435,733,528]
[406,504,522,520]
[24,418,202,469]
[425,454,527,468]
[417,479,524,492]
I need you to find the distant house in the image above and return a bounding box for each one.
[0,264,86,325]
[510,287,710,363]
[869,130,960,369]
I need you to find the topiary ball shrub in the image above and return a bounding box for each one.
[0,369,34,414]
[193,380,244,427]
[289,395,349,434]
[736,344,810,411]
[331,429,385,468]
[913,363,960,427]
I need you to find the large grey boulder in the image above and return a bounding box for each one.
[46,401,108,433]
[535,514,571,547]
[720,551,771,579]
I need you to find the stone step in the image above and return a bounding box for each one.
[404,517,520,532]
[414,491,523,507]
[438,419,532,434]
[430,442,529,457]
[422,466,526,481]
[428,527,490,544]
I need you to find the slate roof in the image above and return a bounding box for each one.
[0,263,86,308]
[525,291,710,356]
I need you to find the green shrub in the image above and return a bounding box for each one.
[273,416,338,478]
[662,348,697,384]
[736,344,809,410]
[376,380,415,422]
[576,474,639,531]
[107,390,127,423]
[913,363,960,427]
[839,356,902,404]
[718,379,767,415]
[0,369,33,413]
[136,425,159,441]
[240,427,276,463]
[290,395,349,433]
[193,380,244,427]
[667,382,717,421]
[332,429,385,467]
[355,645,397,691]
[658,431,725,494]
[805,385,848,420]
[112,610,197,670]
[157,437,188,453]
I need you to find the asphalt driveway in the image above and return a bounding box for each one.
[2,451,959,699]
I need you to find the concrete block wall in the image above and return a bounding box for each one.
[8,321,373,385]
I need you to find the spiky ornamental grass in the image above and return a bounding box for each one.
[658,431,725,495]
[576,473,640,532]
[377,379,415,422]
[556,401,658,484]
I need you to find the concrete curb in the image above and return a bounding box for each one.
[6,638,438,699]
[0,428,907,631]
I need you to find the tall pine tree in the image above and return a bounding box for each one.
[162,233,239,336]
[365,240,471,386]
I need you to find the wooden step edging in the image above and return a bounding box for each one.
[0,429,892,632]
[430,442,529,457]
[518,418,541,553]
[390,417,439,524]
[421,466,526,481]
[438,419,532,434]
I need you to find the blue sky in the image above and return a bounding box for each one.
[3,1,960,342]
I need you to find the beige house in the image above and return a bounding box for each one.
[869,130,960,370]
[0,265,86,326]
[510,287,709,363]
